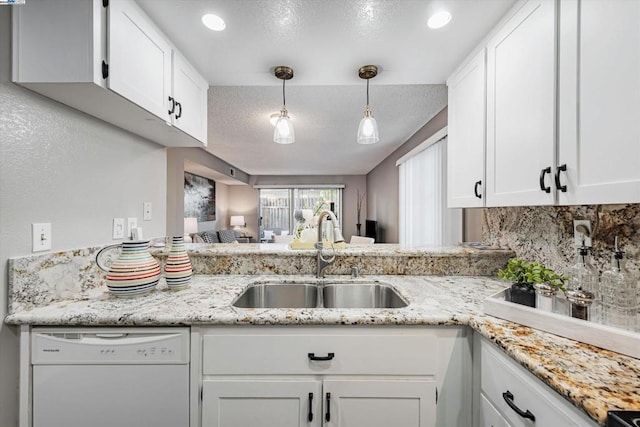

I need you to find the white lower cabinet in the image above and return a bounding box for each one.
[476,335,598,427]
[202,379,435,427]
[323,379,436,427]
[199,326,471,427]
[202,380,322,427]
[479,393,511,427]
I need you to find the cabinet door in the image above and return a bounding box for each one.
[447,50,486,208]
[558,0,640,204]
[202,380,322,427]
[323,379,436,427]
[485,0,556,207]
[108,0,172,121]
[172,52,209,144]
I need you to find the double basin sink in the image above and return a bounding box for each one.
[233,281,408,309]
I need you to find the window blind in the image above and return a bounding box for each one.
[399,136,462,246]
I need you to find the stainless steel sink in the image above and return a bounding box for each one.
[232,283,318,308]
[232,281,408,309]
[322,282,408,309]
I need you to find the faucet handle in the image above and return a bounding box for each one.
[351,266,359,278]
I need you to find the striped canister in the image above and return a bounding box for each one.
[97,240,161,297]
[164,236,193,290]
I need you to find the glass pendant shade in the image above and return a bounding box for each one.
[273,107,295,144]
[357,107,379,144]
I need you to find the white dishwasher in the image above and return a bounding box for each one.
[31,327,190,427]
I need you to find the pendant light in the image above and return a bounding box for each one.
[273,66,295,144]
[357,65,379,144]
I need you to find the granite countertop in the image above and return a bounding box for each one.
[5,274,639,425]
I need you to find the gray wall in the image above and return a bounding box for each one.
[166,148,249,237]
[0,8,167,426]
[366,107,448,243]
[249,175,367,241]
[228,185,259,239]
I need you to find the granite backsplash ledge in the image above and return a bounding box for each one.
[482,204,640,274]
[8,244,513,312]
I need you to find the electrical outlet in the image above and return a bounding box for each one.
[143,202,152,221]
[113,218,125,239]
[127,217,138,239]
[32,223,52,252]
[573,220,592,247]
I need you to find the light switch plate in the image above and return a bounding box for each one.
[143,202,152,221]
[573,220,592,247]
[113,218,125,239]
[127,217,138,239]
[32,223,52,252]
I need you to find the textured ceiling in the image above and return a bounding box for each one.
[137,0,516,175]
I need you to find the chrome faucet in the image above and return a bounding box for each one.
[315,210,345,278]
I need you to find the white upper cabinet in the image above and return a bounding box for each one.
[171,52,209,143]
[557,0,640,205]
[447,50,487,208]
[449,0,640,207]
[108,0,172,122]
[12,0,208,147]
[485,0,556,207]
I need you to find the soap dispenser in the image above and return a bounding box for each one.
[566,241,599,322]
[600,237,638,332]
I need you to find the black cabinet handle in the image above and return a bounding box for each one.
[325,392,331,422]
[168,96,175,115]
[502,390,535,421]
[175,101,182,119]
[308,352,334,361]
[539,167,551,193]
[308,392,313,422]
[555,164,567,192]
[474,180,482,199]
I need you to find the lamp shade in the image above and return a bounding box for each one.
[183,217,198,243]
[230,215,245,228]
[274,113,295,144]
[357,114,379,144]
[184,217,198,235]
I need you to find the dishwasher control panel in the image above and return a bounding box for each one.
[31,328,190,364]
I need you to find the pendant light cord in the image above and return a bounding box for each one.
[366,78,370,106]
[282,78,286,107]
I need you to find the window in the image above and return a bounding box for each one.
[397,129,462,246]
[258,187,343,236]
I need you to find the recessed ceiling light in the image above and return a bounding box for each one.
[202,14,226,31]
[427,11,452,29]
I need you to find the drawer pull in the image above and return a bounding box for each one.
[325,392,331,422]
[502,390,535,421]
[308,352,334,361]
[308,392,313,422]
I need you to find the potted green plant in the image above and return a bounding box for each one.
[498,258,566,308]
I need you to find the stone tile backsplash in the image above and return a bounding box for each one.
[482,204,640,276]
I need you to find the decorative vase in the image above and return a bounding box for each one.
[356,223,362,236]
[96,240,161,297]
[510,283,536,307]
[164,236,193,290]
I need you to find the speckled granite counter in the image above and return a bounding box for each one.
[5,274,639,425]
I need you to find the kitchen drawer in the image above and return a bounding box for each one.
[202,329,436,376]
[480,392,512,427]
[480,338,596,427]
